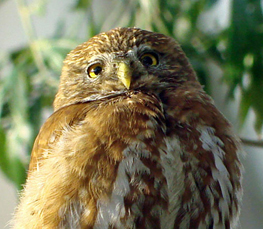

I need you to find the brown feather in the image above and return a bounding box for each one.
[13,27,243,229]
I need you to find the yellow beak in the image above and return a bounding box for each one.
[117,62,132,89]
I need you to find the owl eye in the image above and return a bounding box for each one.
[140,53,158,67]
[87,64,103,78]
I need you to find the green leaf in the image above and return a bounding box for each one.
[0,125,9,179]
[73,0,92,10]
[239,90,252,128]
[0,123,27,190]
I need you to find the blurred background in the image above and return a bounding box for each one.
[0,0,263,228]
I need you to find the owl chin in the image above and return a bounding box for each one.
[80,89,156,104]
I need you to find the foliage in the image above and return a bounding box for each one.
[0,0,263,188]
[227,0,263,133]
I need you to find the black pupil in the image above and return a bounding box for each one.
[142,56,153,66]
[92,66,102,75]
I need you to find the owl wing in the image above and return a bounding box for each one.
[162,83,242,228]
[29,103,93,173]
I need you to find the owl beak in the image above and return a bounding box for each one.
[117,62,132,89]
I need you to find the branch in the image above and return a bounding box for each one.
[241,138,263,148]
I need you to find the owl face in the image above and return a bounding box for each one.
[54,27,197,110]
[84,46,159,91]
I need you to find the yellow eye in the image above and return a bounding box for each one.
[87,64,103,78]
[140,53,158,67]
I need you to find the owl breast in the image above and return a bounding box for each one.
[85,91,240,229]
[90,92,175,228]
[53,91,172,228]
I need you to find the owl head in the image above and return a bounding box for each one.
[54,27,198,110]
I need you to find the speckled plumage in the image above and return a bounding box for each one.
[13,27,242,229]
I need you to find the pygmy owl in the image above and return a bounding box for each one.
[13,27,243,229]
